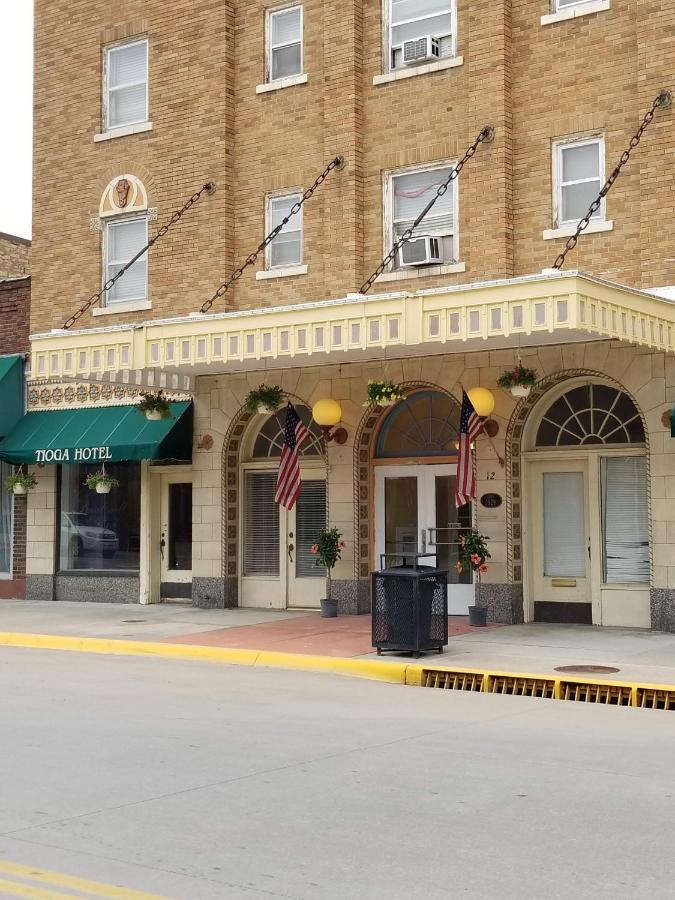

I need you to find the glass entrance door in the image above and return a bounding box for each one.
[375,464,474,615]
[159,474,193,601]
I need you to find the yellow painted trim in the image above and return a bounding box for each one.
[0,860,164,900]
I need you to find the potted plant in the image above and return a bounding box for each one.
[363,379,405,408]
[311,526,347,618]
[84,469,119,495]
[497,364,538,398]
[137,390,172,421]
[245,385,284,415]
[5,472,38,496]
[456,529,491,627]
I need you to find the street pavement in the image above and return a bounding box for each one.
[1,647,675,899]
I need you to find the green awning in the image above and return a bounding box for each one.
[0,402,193,465]
[0,355,24,439]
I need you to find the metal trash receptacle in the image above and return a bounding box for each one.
[371,553,448,657]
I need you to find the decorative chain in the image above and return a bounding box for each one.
[200,156,344,314]
[553,89,672,270]
[358,125,495,295]
[62,181,217,329]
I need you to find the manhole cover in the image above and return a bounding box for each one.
[122,619,147,624]
[554,665,620,675]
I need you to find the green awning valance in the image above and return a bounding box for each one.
[0,355,24,439]
[0,402,193,465]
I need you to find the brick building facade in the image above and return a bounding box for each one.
[0,233,31,280]
[12,0,675,628]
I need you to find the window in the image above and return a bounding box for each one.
[554,137,604,227]
[104,40,148,131]
[375,390,460,457]
[252,405,324,457]
[388,0,455,71]
[0,461,12,574]
[267,6,303,81]
[104,217,148,304]
[555,0,597,9]
[601,457,649,584]
[58,463,141,573]
[266,194,303,269]
[535,384,644,448]
[387,165,457,268]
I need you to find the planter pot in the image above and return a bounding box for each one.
[468,605,488,627]
[257,403,273,415]
[510,384,532,399]
[377,398,398,408]
[95,483,112,494]
[12,484,27,495]
[320,598,338,618]
[145,409,163,421]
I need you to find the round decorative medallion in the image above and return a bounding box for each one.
[89,385,101,402]
[51,388,63,405]
[101,384,113,401]
[28,388,39,406]
[76,385,88,402]
[114,385,126,400]
[40,388,51,404]
[64,386,75,403]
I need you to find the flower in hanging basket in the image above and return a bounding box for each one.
[497,365,538,391]
[457,529,491,573]
[244,385,284,415]
[5,472,38,495]
[363,379,405,408]
[137,390,172,420]
[84,471,120,494]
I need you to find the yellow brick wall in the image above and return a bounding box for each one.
[0,234,31,279]
[32,0,675,334]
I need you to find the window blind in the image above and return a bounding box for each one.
[295,481,326,578]
[243,471,280,576]
[107,42,148,129]
[543,472,586,578]
[393,170,454,235]
[269,196,302,267]
[106,219,148,303]
[601,457,649,583]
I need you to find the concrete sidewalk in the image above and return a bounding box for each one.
[3,599,675,686]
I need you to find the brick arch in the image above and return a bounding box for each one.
[220,394,326,606]
[504,369,651,587]
[351,382,461,581]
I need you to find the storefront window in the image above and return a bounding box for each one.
[0,461,12,574]
[58,463,141,572]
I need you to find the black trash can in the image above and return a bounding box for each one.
[372,554,448,657]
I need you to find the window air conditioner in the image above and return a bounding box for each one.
[402,36,441,65]
[399,236,443,267]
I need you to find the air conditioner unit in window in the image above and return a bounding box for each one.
[402,36,440,65]
[399,236,443,267]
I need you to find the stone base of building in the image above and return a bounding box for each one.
[333,579,370,615]
[193,577,227,609]
[475,583,524,625]
[26,574,55,602]
[25,574,140,603]
[650,589,675,632]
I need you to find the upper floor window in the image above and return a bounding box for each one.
[555,0,597,9]
[266,194,303,268]
[104,216,148,305]
[553,137,604,227]
[104,40,148,131]
[267,5,303,82]
[385,164,458,269]
[388,0,455,71]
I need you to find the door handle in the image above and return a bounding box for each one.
[160,536,166,560]
[288,543,294,562]
[421,529,427,553]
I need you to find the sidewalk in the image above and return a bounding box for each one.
[2,599,675,686]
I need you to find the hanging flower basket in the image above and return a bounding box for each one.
[245,385,284,415]
[137,390,172,421]
[497,365,537,399]
[363,380,405,408]
[5,473,37,496]
[85,471,119,495]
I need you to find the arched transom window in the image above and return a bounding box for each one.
[375,390,460,458]
[536,384,645,448]
[252,405,324,458]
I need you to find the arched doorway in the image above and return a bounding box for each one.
[239,405,327,609]
[372,390,474,614]
[522,379,649,626]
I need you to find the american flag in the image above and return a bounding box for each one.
[455,390,484,508]
[275,402,310,510]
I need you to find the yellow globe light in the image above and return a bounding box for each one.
[312,398,342,428]
[467,387,495,418]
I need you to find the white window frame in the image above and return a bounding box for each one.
[266,4,304,84]
[103,38,149,133]
[552,136,605,229]
[102,214,149,306]
[384,0,456,73]
[383,161,459,269]
[555,0,599,11]
[265,192,303,270]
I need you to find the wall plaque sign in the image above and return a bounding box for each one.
[480,492,502,509]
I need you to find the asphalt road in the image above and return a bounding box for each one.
[1,648,674,899]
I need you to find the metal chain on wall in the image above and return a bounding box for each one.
[358,125,495,295]
[62,181,217,329]
[553,89,672,270]
[199,156,344,314]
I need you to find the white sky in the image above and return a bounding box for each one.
[0,5,33,240]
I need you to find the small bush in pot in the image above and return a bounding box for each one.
[244,385,284,415]
[137,390,172,420]
[456,529,491,626]
[497,364,538,398]
[5,472,38,495]
[363,379,405,408]
[84,470,119,494]
[311,526,346,617]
